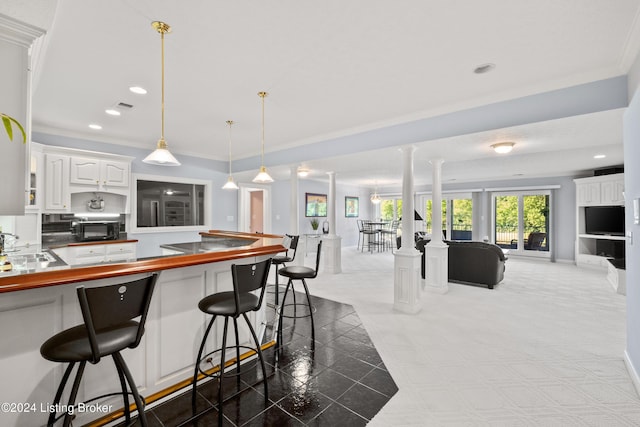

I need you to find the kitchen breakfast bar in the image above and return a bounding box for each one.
[0,231,285,426]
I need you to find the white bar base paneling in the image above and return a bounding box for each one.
[425,242,449,294]
[393,250,422,314]
[321,235,342,274]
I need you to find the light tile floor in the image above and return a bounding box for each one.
[304,247,639,426]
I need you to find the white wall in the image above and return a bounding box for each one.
[624,83,640,389]
[270,178,371,247]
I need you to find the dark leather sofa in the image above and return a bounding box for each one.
[416,239,506,289]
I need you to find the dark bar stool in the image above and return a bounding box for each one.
[191,258,271,425]
[277,240,322,345]
[269,234,299,306]
[40,274,158,427]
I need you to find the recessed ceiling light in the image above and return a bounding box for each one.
[89,124,102,130]
[473,63,496,74]
[105,109,121,116]
[594,154,606,159]
[129,86,147,94]
[491,142,515,154]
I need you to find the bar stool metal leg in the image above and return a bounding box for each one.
[47,362,75,427]
[300,278,315,342]
[63,361,86,427]
[113,352,148,427]
[217,317,229,426]
[114,357,131,424]
[192,314,216,411]
[243,312,269,400]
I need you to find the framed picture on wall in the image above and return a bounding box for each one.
[305,193,327,217]
[345,196,359,217]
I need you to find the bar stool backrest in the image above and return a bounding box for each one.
[287,234,300,259]
[77,273,159,364]
[231,258,272,315]
[311,240,323,278]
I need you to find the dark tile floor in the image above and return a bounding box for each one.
[123,291,398,426]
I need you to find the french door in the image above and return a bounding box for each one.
[493,191,550,258]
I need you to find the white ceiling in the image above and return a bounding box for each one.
[17,0,640,187]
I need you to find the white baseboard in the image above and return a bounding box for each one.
[624,350,640,398]
[555,258,574,264]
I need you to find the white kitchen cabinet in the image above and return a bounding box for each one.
[574,173,625,269]
[574,173,624,207]
[44,153,70,211]
[600,178,625,205]
[70,156,129,189]
[39,145,134,213]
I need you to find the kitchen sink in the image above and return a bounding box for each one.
[7,252,57,270]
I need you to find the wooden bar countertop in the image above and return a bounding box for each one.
[0,231,285,294]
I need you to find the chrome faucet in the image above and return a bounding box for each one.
[0,233,18,255]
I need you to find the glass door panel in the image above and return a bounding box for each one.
[494,195,518,249]
[523,194,549,252]
[451,198,472,240]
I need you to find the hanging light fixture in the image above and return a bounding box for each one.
[222,120,239,190]
[371,182,381,204]
[252,91,274,183]
[143,21,180,166]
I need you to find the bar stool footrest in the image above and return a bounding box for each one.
[278,302,316,319]
[196,345,260,380]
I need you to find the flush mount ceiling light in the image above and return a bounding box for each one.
[143,21,180,166]
[252,91,273,183]
[473,63,496,74]
[491,142,515,154]
[297,166,309,177]
[222,120,239,190]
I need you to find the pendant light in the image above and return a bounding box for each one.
[143,21,180,166]
[371,182,381,204]
[252,91,274,183]
[222,120,239,190]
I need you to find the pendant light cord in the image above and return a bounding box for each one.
[227,120,234,174]
[160,28,165,141]
[258,92,268,165]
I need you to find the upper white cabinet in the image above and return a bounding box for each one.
[575,173,624,206]
[44,153,70,211]
[39,144,134,213]
[70,157,129,189]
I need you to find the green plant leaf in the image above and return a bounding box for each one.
[1,114,26,143]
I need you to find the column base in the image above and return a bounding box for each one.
[393,250,422,314]
[321,235,342,274]
[425,241,449,294]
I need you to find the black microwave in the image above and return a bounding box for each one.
[71,221,120,242]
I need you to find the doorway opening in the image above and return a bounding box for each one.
[238,184,272,234]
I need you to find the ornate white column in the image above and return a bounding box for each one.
[425,158,449,294]
[289,166,303,266]
[290,166,299,235]
[322,171,342,273]
[394,146,421,314]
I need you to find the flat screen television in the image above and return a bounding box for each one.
[584,206,625,236]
